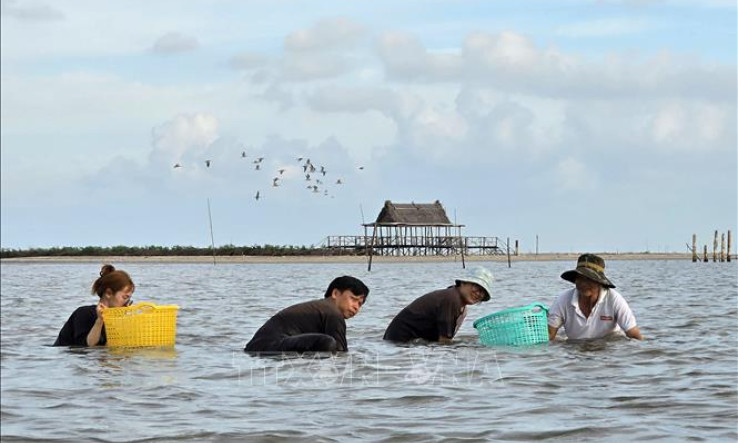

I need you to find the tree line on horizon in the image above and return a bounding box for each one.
[0,244,364,259]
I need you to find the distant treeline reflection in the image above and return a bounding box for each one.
[0,244,356,259]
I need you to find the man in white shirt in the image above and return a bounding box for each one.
[548,254,643,341]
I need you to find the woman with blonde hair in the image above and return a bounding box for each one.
[53,264,135,347]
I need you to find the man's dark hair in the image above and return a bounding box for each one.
[324,275,369,301]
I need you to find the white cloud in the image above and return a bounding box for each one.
[149,113,219,167]
[650,101,733,150]
[280,53,350,81]
[151,31,199,54]
[375,31,462,81]
[555,157,596,191]
[1,0,64,21]
[370,29,736,103]
[228,52,269,70]
[284,17,366,53]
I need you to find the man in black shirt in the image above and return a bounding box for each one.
[244,275,369,353]
[383,267,493,343]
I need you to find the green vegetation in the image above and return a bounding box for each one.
[0,244,365,258]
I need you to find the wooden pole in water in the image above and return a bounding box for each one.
[459,225,466,269]
[703,245,708,262]
[720,232,726,262]
[515,240,519,256]
[713,230,718,262]
[367,224,378,272]
[728,230,732,262]
[506,237,511,268]
[207,198,216,265]
[692,234,697,262]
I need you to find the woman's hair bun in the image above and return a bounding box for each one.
[99,264,116,277]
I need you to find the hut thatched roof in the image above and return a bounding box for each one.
[366,200,457,226]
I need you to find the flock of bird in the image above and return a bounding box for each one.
[172,147,364,202]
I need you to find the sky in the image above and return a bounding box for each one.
[1,0,736,253]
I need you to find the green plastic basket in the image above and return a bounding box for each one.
[473,303,549,346]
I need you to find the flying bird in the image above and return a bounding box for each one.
[320,166,326,176]
[205,160,211,168]
[173,163,182,169]
[358,166,364,170]
[272,177,280,187]
[255,191,260,201]
[255,164,261,171]
[241,151,247,158]
[278,168,286,175]
[336,178,343,184]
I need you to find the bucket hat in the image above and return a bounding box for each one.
[561,254,615,288]
[455,266,494,302]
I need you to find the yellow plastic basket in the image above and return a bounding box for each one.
[102,302,179,348]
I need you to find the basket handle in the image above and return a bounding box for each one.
[127,302,158,314]
[528,302,549,313]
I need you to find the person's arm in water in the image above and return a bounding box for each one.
[625,326,643,340]
[86,300,107,346]
[547,293,566,341]
[611,291,643,340]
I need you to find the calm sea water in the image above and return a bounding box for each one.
[1,259,736,442]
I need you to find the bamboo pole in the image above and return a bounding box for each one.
[720,233,725,262]
[506,237,511,268]
[207,198,216,266]
[713,230,718,262]
[692,234,697,262]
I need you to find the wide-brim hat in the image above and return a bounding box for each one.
[561,254,615,288]
[455,266,493,302]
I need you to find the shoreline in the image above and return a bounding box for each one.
[0,252,703,264]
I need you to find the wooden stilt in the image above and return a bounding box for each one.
[692,234,697,262]
[728,230,732,262]
[367,224,378,272]
[720,233,726,262]
[703,245,708,262]
[459,226,466,269]
[713,230,718,262]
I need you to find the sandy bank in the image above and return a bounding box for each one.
[1,252,698,265]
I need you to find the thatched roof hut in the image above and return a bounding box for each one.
[365,200,460,227]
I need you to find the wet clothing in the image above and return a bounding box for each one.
[383,287,467,342]
[244,299,347,353]
[53,305,106,347]
[547,287,638,340]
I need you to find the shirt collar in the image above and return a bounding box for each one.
[570,287,607,307]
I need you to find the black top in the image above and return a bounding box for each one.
[383,287,466,342]
[244,299,348,352]
[53,305,106,347]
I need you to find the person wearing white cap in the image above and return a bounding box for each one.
[548,254,643,341]
[383,267,494,343]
